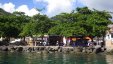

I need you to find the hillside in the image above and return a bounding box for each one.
[0,8,11,15]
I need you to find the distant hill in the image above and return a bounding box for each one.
[0,8,11,15]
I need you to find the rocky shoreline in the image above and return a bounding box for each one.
[0,46,109,54]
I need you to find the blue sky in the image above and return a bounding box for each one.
[0,0,113,17]
[0,0,84,9]
[0,0,34,9]
[0,0,85,16]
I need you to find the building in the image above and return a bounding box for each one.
[67,35,92,47]
[105,24,113,51]
[48,35,63,46]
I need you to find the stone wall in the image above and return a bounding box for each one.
[0,46,105,54]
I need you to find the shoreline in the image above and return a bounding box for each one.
[0,46,110,54]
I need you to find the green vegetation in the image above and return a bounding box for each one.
[0,10,30,37]
[49,7,112,37]
[0,7,112,39]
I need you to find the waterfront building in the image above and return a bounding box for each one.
[67,35,92,47]
[48,35,63,46]
[105,24,113,50]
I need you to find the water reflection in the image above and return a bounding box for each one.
[0,52,113,64]
[106,55,113,64]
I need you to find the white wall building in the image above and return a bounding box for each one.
[105,24,113,51]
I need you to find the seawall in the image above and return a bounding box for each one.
[0,46,106,54]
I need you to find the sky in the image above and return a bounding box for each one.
[0,0,113,17]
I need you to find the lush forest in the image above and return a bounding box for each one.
[0,7,112,38]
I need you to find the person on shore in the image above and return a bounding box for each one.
[56,41,59,46]
[43,41,46,46]
[88,40,93,47]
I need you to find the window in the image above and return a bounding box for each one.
[111,33,113,38]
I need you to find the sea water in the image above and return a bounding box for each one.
[0,52,113,64]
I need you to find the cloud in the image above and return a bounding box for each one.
[80,0,113,18]
[0,3,2,8]
[80,0,113,11]
[16,5,39,16]
[35,0,75,17]
[0,2,15,13]
[0,2,39,16]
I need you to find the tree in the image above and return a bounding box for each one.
[0,7,112,41]
[0,10,30,38]
[20,14,54,36]
[49,7,112,38]
[19,19,37,36]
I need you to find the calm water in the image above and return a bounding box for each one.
[0,52,113,64]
